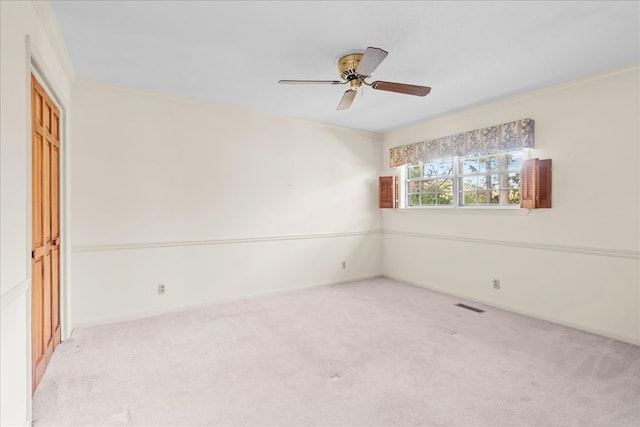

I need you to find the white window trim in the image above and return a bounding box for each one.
[397,148,531,211]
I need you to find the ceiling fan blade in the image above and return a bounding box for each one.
[279,80,343,85]
[337,89,357,111]
[371,81,431,96]
[356,47,388,76]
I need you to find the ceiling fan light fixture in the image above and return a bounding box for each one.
[278,46,431,111]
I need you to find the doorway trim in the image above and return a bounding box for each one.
[25,32,71,410]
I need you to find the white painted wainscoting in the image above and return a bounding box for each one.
[0,279,31,427]
[383,230,639,345]
[71,231,382,327]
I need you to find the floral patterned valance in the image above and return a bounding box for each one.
[389,118,535,167]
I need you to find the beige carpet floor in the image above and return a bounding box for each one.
[33,277,640,426]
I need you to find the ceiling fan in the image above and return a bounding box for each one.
[278,47,431,111]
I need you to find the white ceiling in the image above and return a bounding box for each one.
[51,1,639,133]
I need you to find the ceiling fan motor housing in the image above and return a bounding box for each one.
[339,53,363,89]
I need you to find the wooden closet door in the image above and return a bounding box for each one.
[31,75,61,392]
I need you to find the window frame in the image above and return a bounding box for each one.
[400,149,530,209]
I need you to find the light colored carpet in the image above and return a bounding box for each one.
[33,277,640,426]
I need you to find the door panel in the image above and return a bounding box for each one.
[43,252,52,359]
[33,134,43,248]
[52,246,61,345]
[31,257,45,385]
[51,144,59,238]
[50,110,61,345]
[31,75,61,392]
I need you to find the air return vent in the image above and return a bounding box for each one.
[456,303,485,313]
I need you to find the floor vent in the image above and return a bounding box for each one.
[456,303,485,313]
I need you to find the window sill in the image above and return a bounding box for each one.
[392,206,531,216]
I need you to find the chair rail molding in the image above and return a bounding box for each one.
[383,229,639,260]
[72,229,383,253]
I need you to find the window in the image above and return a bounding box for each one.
[407,158,454,206]
[404,149,527,208]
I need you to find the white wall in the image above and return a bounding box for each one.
[0,1,74,425]
[70,80,383,327]
[382,66,640,344]
[2,5,637,424]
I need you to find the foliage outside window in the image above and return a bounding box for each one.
[405,150,525,208]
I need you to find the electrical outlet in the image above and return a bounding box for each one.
[158,283,166,295]
[342,261,346,269]
[493,279,500,290]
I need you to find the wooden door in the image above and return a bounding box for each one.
[31,75,61,392]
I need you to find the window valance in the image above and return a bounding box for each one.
[389,118,535,167]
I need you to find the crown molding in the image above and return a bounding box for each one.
[31,0,76,82]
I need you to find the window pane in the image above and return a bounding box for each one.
[422,181,437,192]
[478,176,499,190]
[410,194,420,205]
[498,173,509,190]
[462,176,477,190]
[489,191,500,204]
[463,192,478,204]
[437,193,453,205]
[438,179,453,191]
[437,159,454,176]
[507,152,523,171]
[508,189,521,204]
[478,156,499,172]
[409,165,421,178]
[421,193,436,205]
[463,158,478,174]
[424,162,438,177]
[477,191,492,204]
[409,181,420,193]
[508,173,520,189]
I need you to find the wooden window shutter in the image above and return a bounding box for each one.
[379,176,398,208]
[520,158,552,209]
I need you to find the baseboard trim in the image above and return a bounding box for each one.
[383,274,640,346]
[1,279,30,311]
[72,274,383,330]
[72,229,382,253]
[383,229,639,260]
